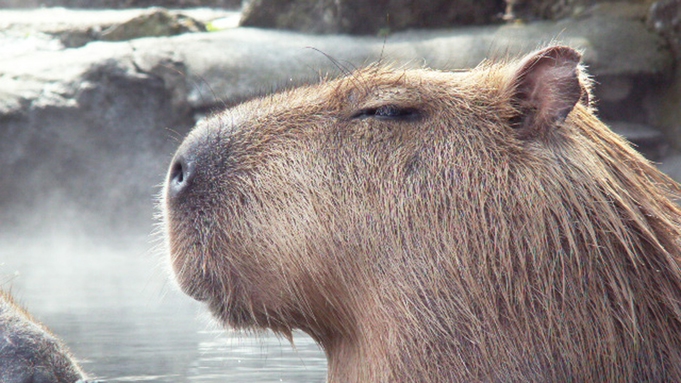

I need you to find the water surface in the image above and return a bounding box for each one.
[0,232,327,382]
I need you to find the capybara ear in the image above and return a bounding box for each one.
[508,46,586,138]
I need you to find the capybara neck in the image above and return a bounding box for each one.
[164,46,681,382]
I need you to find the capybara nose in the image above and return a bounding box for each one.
[167,152,195,199]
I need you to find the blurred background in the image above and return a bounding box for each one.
[0,0,679,381]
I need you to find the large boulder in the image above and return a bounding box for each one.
[503,0,654,21]
[0,8,675,236]
[0,0,240,9]
[0,8,236,48]
[0,41,193,234]
[98,8,206,42]
[649,0,681,59]
[240,0,506,35]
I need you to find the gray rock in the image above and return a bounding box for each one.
[129,14,668,108]
[657,154,681,182]
[648,0,681,60]
[0,41,193,233]
[0,8,236,49]
[502,0,653,21]
[0,0,241,9]
[608,121,668,160]
[240,0,505,35]
[0,9,674,234]
[99,8,206,42]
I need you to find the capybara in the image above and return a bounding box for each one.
[163,46,681,382]
[0,290,86,383]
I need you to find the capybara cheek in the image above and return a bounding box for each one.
[169,256,210,302]
[165,227,216,302]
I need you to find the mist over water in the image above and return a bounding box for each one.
[0,206,326,382]
[0,111,326,381]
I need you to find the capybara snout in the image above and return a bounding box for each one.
[165,126,219,203]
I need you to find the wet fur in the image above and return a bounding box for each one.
[0,290,86,383]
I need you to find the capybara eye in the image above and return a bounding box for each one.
[353,105,420,121]
[508,114,524,129]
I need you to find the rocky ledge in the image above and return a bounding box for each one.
[0,5,679,236]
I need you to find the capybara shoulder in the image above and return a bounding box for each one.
[0,290,85,383]
[163,46,681,382]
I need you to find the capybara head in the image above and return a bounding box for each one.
[0,291,86,383]
[162,46,681,382]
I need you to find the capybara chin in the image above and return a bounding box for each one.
[162,46,681,382]
[0,290,86,383]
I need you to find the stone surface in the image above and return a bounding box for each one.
[240,0,506,35]
[0,7,237,49]
[645,0,681,153]
[0,0,240,8]
[649,0,681,59]
[658,153,681,181]
[99,8,206,41]
[503,0,653,21]
[609,122,669,160]
[0,7,677,236]
[149,15,669,108]
[0,41,193,234]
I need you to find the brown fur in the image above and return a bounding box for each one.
[163,46,681,382]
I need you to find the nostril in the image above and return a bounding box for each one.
[170,160,185,184]
[168,154,195,198]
